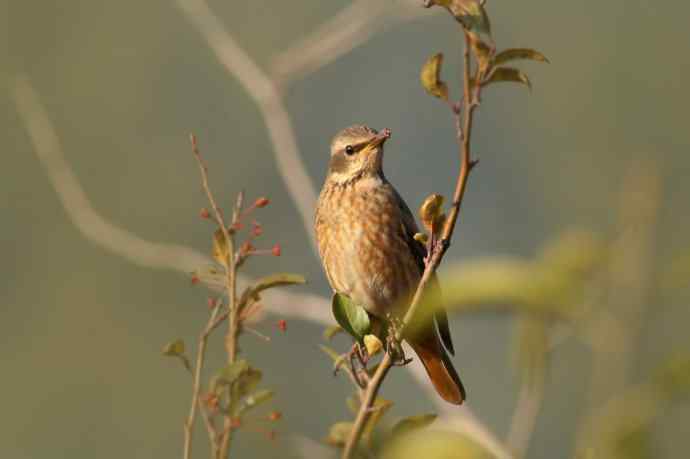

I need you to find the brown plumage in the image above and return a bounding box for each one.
[314,125,466,404]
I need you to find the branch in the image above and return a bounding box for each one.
[174,0,318,253]
[184,303,224,459]
[341,30,480,459]
[270,0,425,88]
[190,136,244,458]
[506,376,546,459]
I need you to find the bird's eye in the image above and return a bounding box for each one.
[345,145,355,156]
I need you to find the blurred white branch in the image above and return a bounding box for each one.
[11,76,210,273]
[175,0,318,252]
[506,377,545,459]
[270,0,426,88]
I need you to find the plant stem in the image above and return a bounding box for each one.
[184,305,223,459]
[341,31,480,459]
[191,135,242,459]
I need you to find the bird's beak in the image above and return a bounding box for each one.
[368,128,391,148]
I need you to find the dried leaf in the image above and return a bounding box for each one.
[332,293,371,341]
[212,228,230,267]
[484,67,532,90]
[420,53,449,100]
[426,0,491,36]
[494,48,549,66]
[391,414,438,437]
[326,422,353,447]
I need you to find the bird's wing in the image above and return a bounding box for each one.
[392,186,455,355]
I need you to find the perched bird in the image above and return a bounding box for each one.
[314,125,466,404]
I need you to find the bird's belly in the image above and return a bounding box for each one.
[325,209,420,318]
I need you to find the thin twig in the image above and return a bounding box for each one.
[341,31,480,459]
[184,304,224,459]
[190,135,243,459]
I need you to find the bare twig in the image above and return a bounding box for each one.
[341,30,480,459]
[184,303,224,459]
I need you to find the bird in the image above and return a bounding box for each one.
[314,124,466,404]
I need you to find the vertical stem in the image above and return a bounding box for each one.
[341,31,480,459]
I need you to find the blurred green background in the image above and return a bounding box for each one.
[3,1,689,458]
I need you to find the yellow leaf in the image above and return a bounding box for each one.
[419,194,445,230]
[212,228,230,267]
[363,334,383,356]
[484,67,531,90]
[420,53,449,101]
[494,48,549,66]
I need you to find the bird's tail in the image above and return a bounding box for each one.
[409,333,466,405]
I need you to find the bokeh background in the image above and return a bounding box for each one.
[3,1,689,458]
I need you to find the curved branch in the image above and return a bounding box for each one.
[270,0,425,88]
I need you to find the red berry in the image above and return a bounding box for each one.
[268,411,282,421]
[191,275,200,285]
[230,417,242,429]
[255,197,270,208]
[271,243,281,257]
[199,208,211,219]
[277,320,287,332]
[252,223,263,237]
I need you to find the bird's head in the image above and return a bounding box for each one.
[327,125,391,184]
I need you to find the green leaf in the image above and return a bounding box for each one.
[212,359,249,394]
[236,366,263,398]
[239,273,307,307]
[484,67,532,90]
[319,344,341,362]
[323,325,344,341]
[162,339,191,372]
[420,53,449,101]
[362,398,393,447]
[319,345,348,373]
[494,48,549,66]
[162,339,185,356]
[332,293,371,341]
[326,422,353,447]
[391,414,438,437]
[238,389,274,415]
